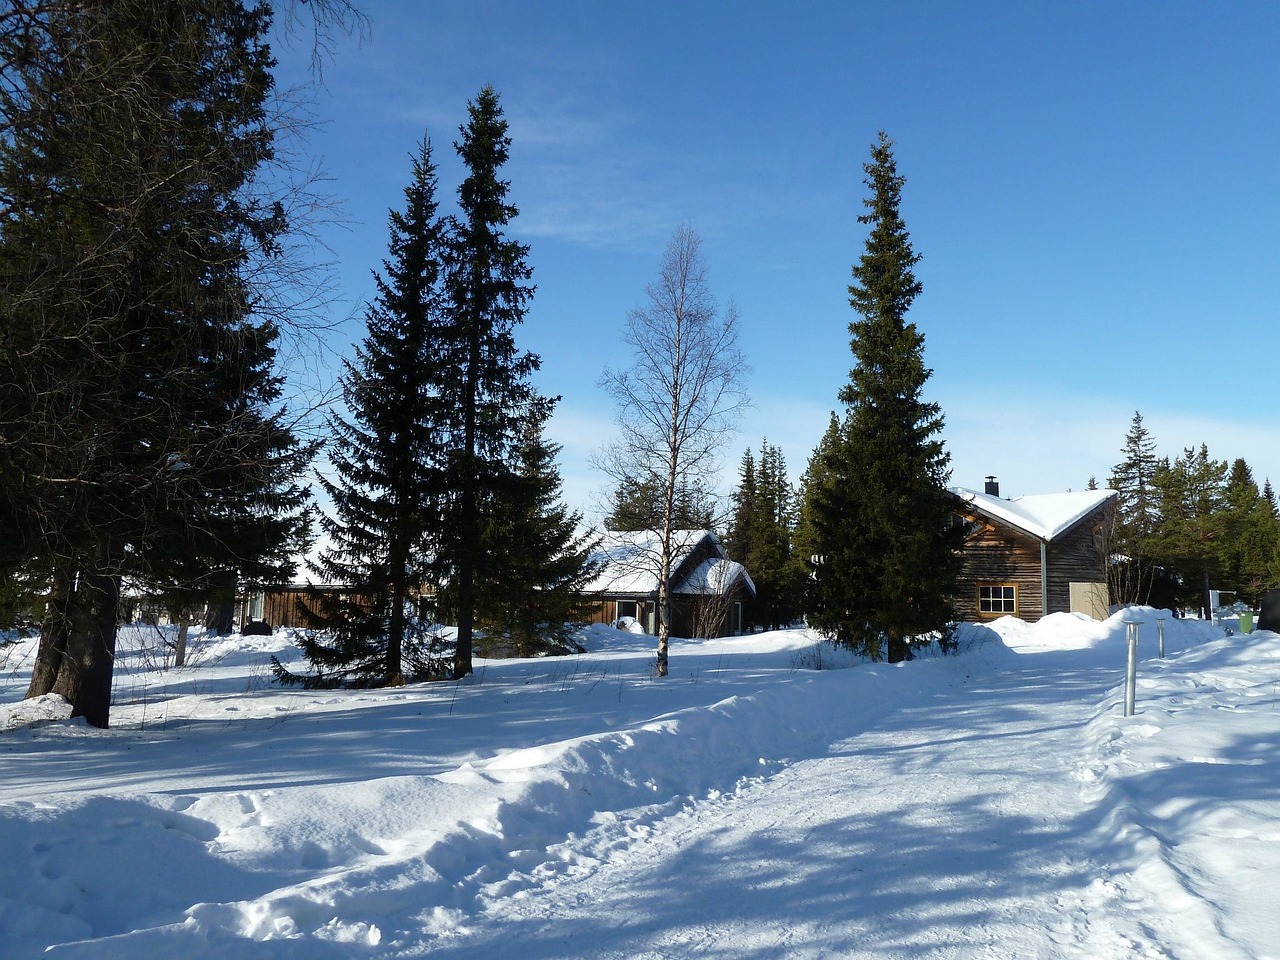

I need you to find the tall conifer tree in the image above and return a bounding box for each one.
[726,442,802,630]
[794,414,841,583]
[445,87,540,678]
[1150,445,1227,617]
[277,137,450,688]
[468,405,601,655]
[752,442,804,629]
[723,449,758,563]
[1106,411,1162,604]
[1217,458,1277,606]
[3,0,312,725]
[805,133,962,662]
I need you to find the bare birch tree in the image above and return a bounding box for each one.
[598,226,748,676]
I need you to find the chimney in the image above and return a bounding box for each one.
[984,476,1000,497]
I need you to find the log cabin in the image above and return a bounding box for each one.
[580,530,756,638]
[950,478,1117,623]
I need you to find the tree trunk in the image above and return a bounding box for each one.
[887,634,911,663]
[204,569,236,635]
[387,554,406,685]
[453,294,481,681]
[62,566,119,728]
[454,513,476,679]
[174,620,188,668]
[29,560,120,728]
[26,567,74,699]
[657,508,674,678]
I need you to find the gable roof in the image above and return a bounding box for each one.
[949,487,1117,543]
[582,530,754,598]
[675,556,756,597]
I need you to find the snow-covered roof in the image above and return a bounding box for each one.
[583,530,748,597]
[950,487,1117,542]
[674,556,756,597]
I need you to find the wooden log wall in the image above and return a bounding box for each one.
[955,522,1045,621]
[1045,509,1109,615]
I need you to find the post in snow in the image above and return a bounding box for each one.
[1123,620,1141,717]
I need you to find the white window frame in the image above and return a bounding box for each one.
[978,583,1016,616]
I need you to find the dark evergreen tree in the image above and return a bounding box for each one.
[1218,458,1277,607]
[604,477,718,533]
[3,0,312,725]
[751,442,804,629]
[1266,481,1280,594]
[793,413,842,612]
[804,133,963,662]
[466,405,601,656]
[1106,411,1162,605]
[1150,445,1227,617]
[275,137,451,688]
[444,86,540,679]
[726,441,803,630]
[723,448,758,564]
[1110,412,1160,541]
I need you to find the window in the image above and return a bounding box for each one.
[978,584,1016,615]
[615,600,638,621]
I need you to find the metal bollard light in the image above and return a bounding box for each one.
[1156,615,1167,659]
[1123,620,1141,717]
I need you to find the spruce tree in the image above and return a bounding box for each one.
[604,478,718,533]
[1106,411,1161,604]
[805,133,962,662]
[726,441,803,631]
[468,405,601,656]
[3,0,312,725]
[755,441,805,629]
[723,448,758,563]
[1110,412,1160,542]
[793,413,842,612]
[1150,445,1227,617]
[1265,481,1280,594]
[1218,458,1277,606]
[276,137,451,688]
[445,86,540,679]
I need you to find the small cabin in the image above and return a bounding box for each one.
[949,478,1117,623]
[580,529,756,638]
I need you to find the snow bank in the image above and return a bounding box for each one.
[0,693,74,732]
[1076,626,1280,957]
[984,606,1223,657]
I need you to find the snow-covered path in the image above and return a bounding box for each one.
[427,643,1154,959]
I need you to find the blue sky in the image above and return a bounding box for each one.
[272,1,1280,519]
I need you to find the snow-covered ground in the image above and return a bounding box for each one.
[1,609,1277,959]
